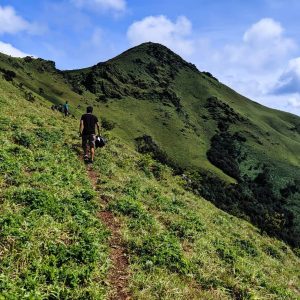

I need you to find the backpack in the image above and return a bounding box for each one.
[95,136,106,148]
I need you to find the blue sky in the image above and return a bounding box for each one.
[1,0,300,115]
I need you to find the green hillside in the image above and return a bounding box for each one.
[63,43,300,248]
[0,64,300,299]
[2,42,297,248]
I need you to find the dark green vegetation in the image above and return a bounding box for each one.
[1,43,300,299]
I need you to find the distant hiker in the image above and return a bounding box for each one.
[63,101,69,117]
[79,106,100,163]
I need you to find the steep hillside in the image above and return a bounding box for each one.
[0,78,109,298]
[0,70,300,299]
[1,43,300,250]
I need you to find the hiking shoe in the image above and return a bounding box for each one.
[84,155,89,161]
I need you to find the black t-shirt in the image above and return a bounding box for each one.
[81,113,98,135]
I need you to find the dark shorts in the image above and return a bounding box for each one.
[82,134,96,149]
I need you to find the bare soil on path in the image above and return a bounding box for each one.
[86,164,131,300]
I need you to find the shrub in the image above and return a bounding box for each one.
[109,197,145,219]
[0,68,16,81]
[234,239,258,257]
[96,94,108,103]
[101,118,116,130]
[207,132,245,180]
[186,169,297,247]
[202,71,219,82]
[214,241,237,264]
[129,233,190,273]
[168,215,205,241]
[14,131,33,148]
[24,91,35,102]
[263,245,282,259]
[135,135,183,174]
[11,188,65,219]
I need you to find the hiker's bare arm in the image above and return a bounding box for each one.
[79,120,84,135]
[96,122,100,135]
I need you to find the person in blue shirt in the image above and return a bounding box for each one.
[63,101,69,117]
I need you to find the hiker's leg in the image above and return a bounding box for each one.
[90,135,96,161]
[82,135,88,158]
[91,146,95,161]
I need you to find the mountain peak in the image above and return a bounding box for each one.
[110,42,199,73]
[134,41,176,53]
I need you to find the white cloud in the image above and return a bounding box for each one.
[272,57,300,94]
[243,18,283,43]
[288,95,300,108]
[0,41,29,57]
[127,15,195,56]
[205,19,295,93]
[289,57,300,75]
[72,0,126,12]
[188,18,300,115]
[0,5,30,34]
[0,5,44,35]
[223,18,296,72]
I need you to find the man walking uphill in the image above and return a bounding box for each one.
[79,106,100,163]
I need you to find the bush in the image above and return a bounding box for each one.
[168,214,205,241]
[202,71,219,81]
[109,197,147,219]
[24,91,35,102]
[0,68,16,81]
[234,239,258,257]
[129,233,190,273]
[24,56,34,62]
[135,135,183,174]
[14,131,33,148]
[263,245,282,259]
[186,169,297,247]
[101,118,116,130]
[214,240,237,264]
[11,189,65,219]
[207,132,242,179]
[96,94,108,103]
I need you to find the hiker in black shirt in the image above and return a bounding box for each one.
[79,106,100,163]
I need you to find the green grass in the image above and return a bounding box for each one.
[0,57,300,299]
[0,79,109,299]
[91,132,300,300]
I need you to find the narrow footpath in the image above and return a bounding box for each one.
[86,165,131,300]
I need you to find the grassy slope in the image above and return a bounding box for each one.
[1,45,300,246]
[92,123,300,299]
[2,47,300,177]
[0,60,300,299]
[0,79,109,299]
[62,43,300,245]
[63,43,300,187]
[0,54,84,116]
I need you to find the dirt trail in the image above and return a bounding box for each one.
[86,165,131,300]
